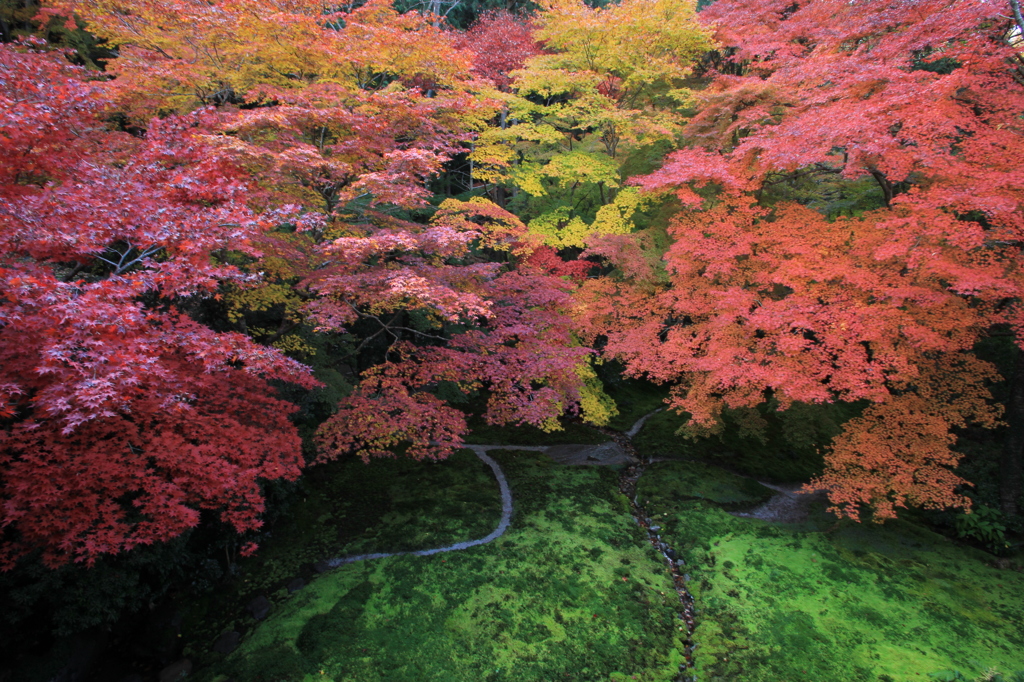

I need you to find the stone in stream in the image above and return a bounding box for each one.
[247,596,271,621]
[158,660,192,682]
[650,525,662,532]
[212,631,241,655]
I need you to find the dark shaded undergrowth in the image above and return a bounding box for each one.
[178,449,502,674]
[631,404,847,482]
[464,415,609,445]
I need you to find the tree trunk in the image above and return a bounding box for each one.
[869,169,894,207]
[1001,345,1024,516]
[1010,0,1024,42]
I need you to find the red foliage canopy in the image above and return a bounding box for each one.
[43,0,592,465]
[455,11,541,91]
[0,44,315,568]
[312,200,591,463]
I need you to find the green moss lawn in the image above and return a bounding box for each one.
[179,393,1024,682]
[637,460,1024,681]
[179,449,502,670]
[197,450,686,682]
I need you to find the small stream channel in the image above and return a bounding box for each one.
[601,411,698,682]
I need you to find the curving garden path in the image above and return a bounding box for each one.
[323,446,517,568]
[315,412,698,680]
[322,418,652,568]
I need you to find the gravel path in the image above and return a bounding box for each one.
[626,408,663,439]
[731,480,829,524]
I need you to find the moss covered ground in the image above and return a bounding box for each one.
[178,386,1023,682]
[637,460,1024,681]
[178,449,502,669]
[197,450,687,682]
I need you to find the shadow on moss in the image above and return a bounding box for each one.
[178,449,502,671]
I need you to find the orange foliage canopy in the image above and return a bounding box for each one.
[578,0,1024,520]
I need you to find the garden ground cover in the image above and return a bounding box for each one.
[197,450,687,682]
[178,449,502,671]
[636,460,1024,681]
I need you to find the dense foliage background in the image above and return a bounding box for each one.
[2,0,1023,678]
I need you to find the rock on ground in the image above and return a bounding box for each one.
[158,659,191,682]
[247,596,271,621]
[212,631,241,655]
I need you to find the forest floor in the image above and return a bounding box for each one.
[635,460,1024,681]
[177,401,1024,682]
[195,446,686,682]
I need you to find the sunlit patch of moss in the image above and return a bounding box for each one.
[638,462,1024,681]
[199,451,687,682]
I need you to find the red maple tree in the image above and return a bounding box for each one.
[311,199,591,463]
[455,10,541,92]
[24,0,594,495]
[0,43,316,568]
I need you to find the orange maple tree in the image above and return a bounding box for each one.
[578,0,1024,520]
